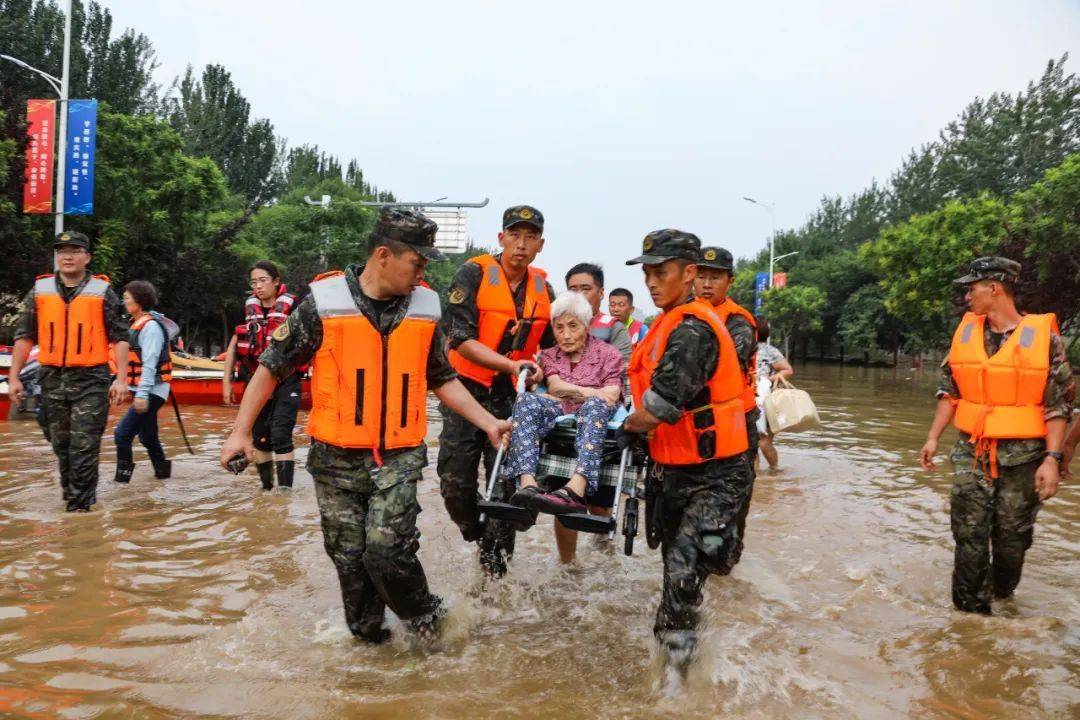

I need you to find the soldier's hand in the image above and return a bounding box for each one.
[1035,457,1061,502]
[133,397,150,414]
[8,377,24,405]
[220,431,254,471]
[509,360,542,387]
[486,419,512,449]
[919,438,939,471]
[108,379,130,407]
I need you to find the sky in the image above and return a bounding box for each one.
[105,0,1078,311]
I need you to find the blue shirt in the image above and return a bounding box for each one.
[130,317,171,400]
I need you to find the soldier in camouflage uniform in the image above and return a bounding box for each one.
[920,257,1073,614]
[621,230,752,672]
[8,232,130,512]
[221,209,510,644]
[695,246,759,571]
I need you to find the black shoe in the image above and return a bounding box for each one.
[152,459,172,480]
[275,460,294,488]
[114,461,135,484]
[256,461,274,491]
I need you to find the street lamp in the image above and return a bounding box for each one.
[743,195,781,287]
[0,0,73,235]
[303,194,332,266]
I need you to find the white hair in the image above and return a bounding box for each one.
[550,291,593,327]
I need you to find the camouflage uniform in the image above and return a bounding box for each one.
[698,245,759,568]
[437,205,556,576]
[938,257,1075,614]
[626,231,751,659]
[260,217,455,641]
[14,266,128,511]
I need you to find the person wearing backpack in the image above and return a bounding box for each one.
[114,280,175,483]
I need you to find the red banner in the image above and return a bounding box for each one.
[23,99,56,214]
[772,272,788,288]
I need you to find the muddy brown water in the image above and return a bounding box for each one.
[0,363,1076,719]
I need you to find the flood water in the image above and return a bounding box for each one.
[0,363,1076,719]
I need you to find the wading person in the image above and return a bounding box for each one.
[608,287,648,345]
[114,281,174,483]
[440,205,556,578]
[221,209,510,644]
[694,246,759,569]
[7,231,130,511]
[222,261,302,490]
[753,316,794,470]
[566,263,632,363]
[919,257,1073,615]
[620,230,750,673]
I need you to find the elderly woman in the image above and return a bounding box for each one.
[503,292,624,530]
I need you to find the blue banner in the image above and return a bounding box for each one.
[63,99,98,215]
[754,271,770,313]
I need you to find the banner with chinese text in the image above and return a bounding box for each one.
[22,99,56,214]
[64,99,98,215]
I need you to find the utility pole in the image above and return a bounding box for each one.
[54,0,73,235]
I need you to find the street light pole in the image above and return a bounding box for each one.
[54,0,73,235]
[743,196,777,287]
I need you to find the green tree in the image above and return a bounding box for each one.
[759,285,825,357]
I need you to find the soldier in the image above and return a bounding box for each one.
[439,205,556,577]
[621,230,751,673]
[565,262,633,362]
[694,246,759,569]
[220,209,510,644]
[919,257,1074,615]
[7,231,131,511]
[608,287,648,345]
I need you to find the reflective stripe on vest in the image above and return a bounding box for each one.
[589,314,617,343]
[34,274,111,367]
[128,314,174,384]
[948,312,1054,441]
[447,254,552,387]
[626,318,647,345]
[711,298,758,413]
[628,299,748,465]
[306,272,440,450]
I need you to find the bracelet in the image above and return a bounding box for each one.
[1046,450,1064,462]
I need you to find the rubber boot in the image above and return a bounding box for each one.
[275,460,294,489]
[256,461,275,491]
[152,459,172,480]
[114,461,135,484]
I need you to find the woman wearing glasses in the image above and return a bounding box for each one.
[222,261,302,490]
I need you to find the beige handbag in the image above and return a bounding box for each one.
[765,377,821,434]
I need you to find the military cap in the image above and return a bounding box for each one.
[53,230,90,250]
[371,208,445,261]
[626,229,702,266]
[502,205,544,231]
[953,256,1021,285]
[697,246,734,271]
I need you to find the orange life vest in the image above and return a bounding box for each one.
[128,314,173,384]
[34,273,111,368]
[306,271,440,453]
[948,312,1056,478]
[629,299,748,465]
[447,253,551,387]
[711,297,758,413]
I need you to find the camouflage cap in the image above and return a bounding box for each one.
[53,230,90,250]
[502,205,544,231]
[371,208,445,261]
[697,246,734,271]
[953,256,1021,285]
[625,229,702,266]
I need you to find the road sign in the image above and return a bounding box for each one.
[423,209,469,254]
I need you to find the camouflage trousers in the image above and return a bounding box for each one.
[436,381,518,575]
[653,455,751,648]
[728,411,760,569]
[949,456,1041,614]
[308,441,441,642]
[40,376,109,511]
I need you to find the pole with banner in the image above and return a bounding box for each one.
[772,272,788,289]
[63,99,97,215]
[754,271,770,313]
[23,99,56,214]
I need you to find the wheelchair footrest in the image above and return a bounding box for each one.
[478,500,535,525]
[557,512,617,534]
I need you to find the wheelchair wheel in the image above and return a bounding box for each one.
[624,531,635,556]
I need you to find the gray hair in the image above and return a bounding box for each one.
[550,291,593,327]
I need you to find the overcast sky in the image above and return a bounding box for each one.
[106,0,1078,310]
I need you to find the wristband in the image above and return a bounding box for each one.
[1046,450,1064,462]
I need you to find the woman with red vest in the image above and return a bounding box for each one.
[114,281,175,484]
[222,261,302,490]
[7,231,131,512]
[620,229,751,676]
[439,205,556,579]
[920,257,1072,615]
[694,245,759,569]
[221,209,510,645]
